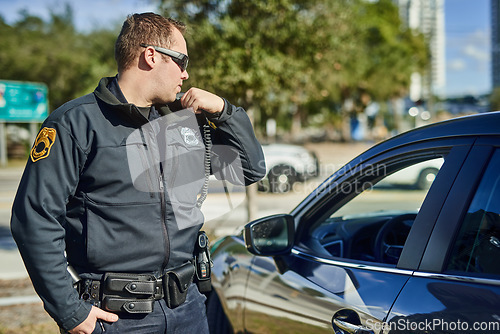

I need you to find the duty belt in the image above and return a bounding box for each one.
[79,261,195,313]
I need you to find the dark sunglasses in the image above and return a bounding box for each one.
[140,43,189,72]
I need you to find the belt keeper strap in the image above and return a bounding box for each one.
[104,273,157,296]
[124,281,157,295]
[103,296,155,314]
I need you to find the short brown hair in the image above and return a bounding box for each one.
[115,12,186,72]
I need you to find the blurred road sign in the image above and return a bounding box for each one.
[0,80,48,122]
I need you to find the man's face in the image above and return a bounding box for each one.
[154,28,189,104]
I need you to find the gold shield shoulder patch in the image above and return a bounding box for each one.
[30,127,57,162]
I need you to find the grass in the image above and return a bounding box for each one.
[0,322,59,334]
[0,279,59,333]
[0,158,27,169]
[0,304,59,334]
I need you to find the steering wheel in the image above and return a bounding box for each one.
[373,213,417,264]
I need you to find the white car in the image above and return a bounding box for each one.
[380,158,444,189]
[258,143,319,193]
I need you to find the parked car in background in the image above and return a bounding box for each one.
[379,158,444,189]
[206,112,500,334]
[258,143,319,193]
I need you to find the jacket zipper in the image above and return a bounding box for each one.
[140,123,170,273]
[158,163,170,271]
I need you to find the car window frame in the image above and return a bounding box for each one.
[292,137,476,271]
[420,137,500,275]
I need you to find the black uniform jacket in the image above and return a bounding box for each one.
[10,76,265,330]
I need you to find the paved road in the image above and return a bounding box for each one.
[0,167,25,279]
[0,142,372,279]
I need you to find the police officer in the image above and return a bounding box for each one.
[10,13,265,334]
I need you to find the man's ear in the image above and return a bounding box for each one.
[143,46,156,68]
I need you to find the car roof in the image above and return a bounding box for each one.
[361,111,500,160]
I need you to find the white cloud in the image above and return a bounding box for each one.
[460,29,490,69]
[448,58,466,71]
[463,44,489,61]
[447,28,490,76]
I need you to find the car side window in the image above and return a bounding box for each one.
[332,158,444,219]
[446,150,500,276]
[305,156,444,265]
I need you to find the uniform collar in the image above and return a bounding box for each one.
[93,76,173,125]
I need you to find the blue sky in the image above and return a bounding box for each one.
[445,0,490,97]
[0,0,157,32]
[0,0,492,98]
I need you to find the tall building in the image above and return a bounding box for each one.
[492,0,500,88]
[394,0,446,100]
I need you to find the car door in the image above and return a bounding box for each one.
[386,139,500,333]
[210,233,254,333]
[243,138,475,334]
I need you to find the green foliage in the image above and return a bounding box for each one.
[489,87,500,111]
[0,5,117,111]
[357,0,429,100]
[0,0,429,136]
[159,0,429,134]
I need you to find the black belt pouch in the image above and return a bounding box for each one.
[102,273,156,314]
[164,262,195,309]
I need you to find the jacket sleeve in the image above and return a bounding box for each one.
[207,99,266,186]
[10,120,91,331]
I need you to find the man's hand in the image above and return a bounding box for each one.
[181,88,224,115]
[68,306,118,334]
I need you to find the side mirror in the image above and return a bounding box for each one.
[244,214,295,256]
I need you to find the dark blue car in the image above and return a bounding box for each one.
[206,111,500,334]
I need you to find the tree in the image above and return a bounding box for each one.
[338,0,429,137]
[159,1,318,133]
[490,87,500,111]
[157,0,428,139]
[0,5,116,111]
[0,0,429,138]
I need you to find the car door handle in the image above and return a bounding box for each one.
[333,318,374,334]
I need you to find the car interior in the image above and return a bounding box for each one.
[301,157,445,266]
[310,212,417,264]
